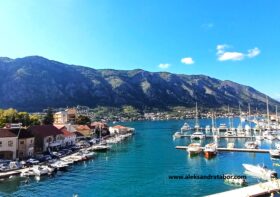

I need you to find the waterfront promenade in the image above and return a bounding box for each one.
[206,179,280,197]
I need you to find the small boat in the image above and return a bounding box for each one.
[187,143,202,156]
[173,132,182,139]
[32,165,53,176]
[227,142,235,148]
[204,143,217,158]
[243,163,277,180]
[190,131,205,140]
[50,161,69,171]
[91,143,111,152]
[244,141,258,149]
[270,149,280,158]
[20,168,36,177]
[78,150,96,159]
[224,174,247,186]
[218,123,228,132]
[181,123,191,132]
[224,131,236,137]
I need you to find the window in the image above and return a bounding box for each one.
[0,141,2,147]
[20,140,24,145]
[8,141,13,147]
[30,139,33,144]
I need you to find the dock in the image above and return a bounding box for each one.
[0,170,21,178]
[177,135,254,139]
[206,179,280,197]
[175,146,270,153]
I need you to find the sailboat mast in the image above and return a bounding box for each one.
[276,105,278,128]
[266,96,270,129]
[195,102,198,131]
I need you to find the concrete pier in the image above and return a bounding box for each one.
[206,179,280,197]
[176,146,269,153]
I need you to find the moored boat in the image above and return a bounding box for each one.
[244,141,258,149]
[190,131,205,140]
[243,163,277,180]
[204,143,217,158]
[187,143,202,156]
[270,149,280,158]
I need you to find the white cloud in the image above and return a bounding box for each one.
[216,44,260,61]
[247,47,260,58]
[218,52,245,61]
[158,63,170,69]
[181,57,194,65]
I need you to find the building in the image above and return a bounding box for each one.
[90,122,110,137]
[10,129,35,159]
[28,125,64,152]
[53,111,68,124]
[54,125,76,146]
[109,125,135,135]
[66,108,77,123]
[0,129,18,160]
[72,125,92,138]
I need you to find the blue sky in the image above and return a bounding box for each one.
[0,0,279,100]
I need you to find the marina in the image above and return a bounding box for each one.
[1,119,280,196]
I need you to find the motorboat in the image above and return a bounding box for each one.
[244,141,258,149]
[32,165,53,176]
[78,150,96,159]
[181,123,191,132]
[224,131,236,137]
[218,123,228,132]
[190,131,205,140]
[187,143,202,156]
[173,132,182,139]
[224,174,247,186]
[243,163,277,180]
[270,149,280,158]
[50,161,69,171]
[204,143,217,158]
[91,143,111,152]
[227,142,235,148]
[20,168,36,177]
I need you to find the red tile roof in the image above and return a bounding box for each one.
[28,125,63,138]
[0,129,17,138]
[61,130,75,137]
[113,125,127,129]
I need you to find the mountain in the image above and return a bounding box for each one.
[0,56,278,112]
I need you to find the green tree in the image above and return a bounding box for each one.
[75,115,91,125]
[42,108,54,125]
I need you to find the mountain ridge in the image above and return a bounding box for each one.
[0,56,278,112]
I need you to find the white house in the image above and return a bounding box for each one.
[0,129,18,160]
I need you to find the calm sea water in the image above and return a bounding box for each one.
[0,118,279,197]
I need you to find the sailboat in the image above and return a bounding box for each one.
[245,103,258,149]
[194,102,200,130]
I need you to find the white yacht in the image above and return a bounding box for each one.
[32,165,53,176]
[187,143,202,156]
[270,149,280,158]
[244,141,258,149]
[204,143,217,158]
[255,135,264,141]
[243,164,277,180]
[181,123,191,132]
[218,123,228,132]
[173,131,182,139]
[224,131,236,137]
[190,131,205,140]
